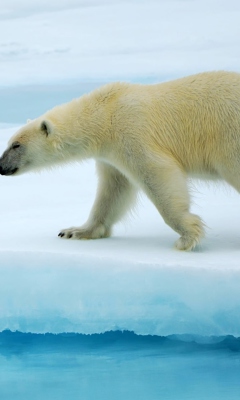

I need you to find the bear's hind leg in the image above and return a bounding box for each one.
[217,166,240,194]
[141,156,205,250]
[58,161,137,240]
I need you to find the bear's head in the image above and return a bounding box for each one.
[0,116,72,176]
[0,92,106,176]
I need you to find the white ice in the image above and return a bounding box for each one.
[0,0,240,338]
[1,0,240,86]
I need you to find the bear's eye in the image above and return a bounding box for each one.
[12,143,20,149]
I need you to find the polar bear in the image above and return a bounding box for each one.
[1,71,240,250]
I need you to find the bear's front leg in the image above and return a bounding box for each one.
[58,161,137,240]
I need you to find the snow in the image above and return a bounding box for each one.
[1,0,240,86]
[0,0,240,338]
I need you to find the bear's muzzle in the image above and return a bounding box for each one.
[0,141,23,176]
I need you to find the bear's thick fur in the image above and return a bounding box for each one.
[1,71,240,250]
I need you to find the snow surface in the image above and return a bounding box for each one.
[0,0,240,339]
[1,0,240,86]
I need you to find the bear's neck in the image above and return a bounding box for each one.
[53,93,113,161]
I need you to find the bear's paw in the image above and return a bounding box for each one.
[58,224,111,240]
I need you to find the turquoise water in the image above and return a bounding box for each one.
[0,331,240,400]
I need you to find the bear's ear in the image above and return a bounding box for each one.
[40,120,52,137]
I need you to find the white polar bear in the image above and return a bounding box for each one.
[1,71,240,251]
